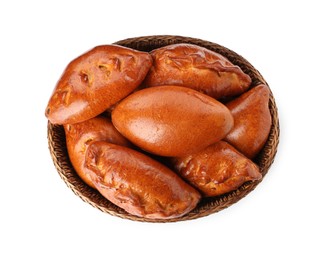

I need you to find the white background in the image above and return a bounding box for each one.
[1,0,327,259]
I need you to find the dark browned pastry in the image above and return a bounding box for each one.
[143,43,251,99]
[64,116,131,188]
[112,85,234,157]
[45,45,152,124]
[172,141,262,197]
[85,141,201,219]
[224,84,272,158]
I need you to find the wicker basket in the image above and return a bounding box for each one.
[47,35,279,222]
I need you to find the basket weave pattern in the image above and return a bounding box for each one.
[47,35,279,222]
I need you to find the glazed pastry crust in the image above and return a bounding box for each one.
[112,85,234,157]
[46,45,152,124]
[85,141,201,219]
[64,116,131,188]
[144,44,251,99]
[173,141,262,197]
[224,84,272,159]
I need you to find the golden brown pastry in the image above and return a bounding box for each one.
[172,141,262,197]
[45,45,152,125]
[112,85,234,157]
[224,84,272,158]
[143,43,251,99]
[64,116,131,188]
[85,141,201,219]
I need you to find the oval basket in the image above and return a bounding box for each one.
[47,35,279,222]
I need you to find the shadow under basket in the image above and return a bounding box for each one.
[47,35,280,223]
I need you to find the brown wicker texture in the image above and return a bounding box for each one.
[47,35,279,222]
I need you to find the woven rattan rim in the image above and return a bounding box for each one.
[47,35,280,222]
